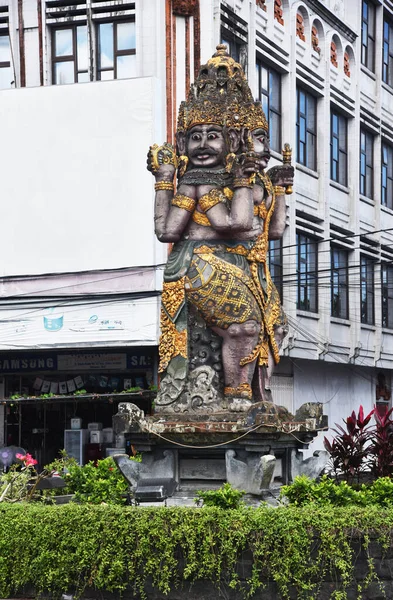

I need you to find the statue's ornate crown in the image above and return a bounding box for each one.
[177,45,268,133]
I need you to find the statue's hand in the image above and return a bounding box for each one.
[147,143,178,180]
[234,152,260,179]
[266,164,294,187]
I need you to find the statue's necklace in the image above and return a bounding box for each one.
[179,168,233,187]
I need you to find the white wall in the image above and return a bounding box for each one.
[0,76,166,276]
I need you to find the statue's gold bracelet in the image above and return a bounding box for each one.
[233,177,252,189]
[273,185,286,195]
[155,181,174,191]
[171,194,196,212]
[199,189,226,212]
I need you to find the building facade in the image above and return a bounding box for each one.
[0,0,392,460]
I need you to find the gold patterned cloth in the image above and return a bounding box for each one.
[158,171,284,372]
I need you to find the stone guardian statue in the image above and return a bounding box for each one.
[147,46,293,417]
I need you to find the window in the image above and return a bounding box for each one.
[220,4,248,71]
[296,88,317,171]
[331,111,348,186]
[268,239,283,300]
[382,264,393,328]
[297,234,318,312]
[256,62,281,152]
[97,21,136,81]
[361,256,375,325]
[383,18,393,86]
[0,32,12,89]
[382,143,393,209]
[360,129,373,198]
[52,26,89,84]
[331,248,348,320]
[51,19,135,85]
[361,0,375,71]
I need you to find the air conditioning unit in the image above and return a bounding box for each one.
[64,429,89,465]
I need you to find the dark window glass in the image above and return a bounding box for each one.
[361,256,375,325]
[297,233,318,312]
[382,143,393,209]
[331,111,348,186]
[331,248,349,319]
[256,62,281,152]
[360,129,374,198]
[98,21,136,80]
[296,88,317,171]
[0,33,12,89]
[383,18,393,86]
[52,25,89,84]
[382,264,393,328]
[268,239,283,300]
[361,0,375,71]
[221,35,247,72]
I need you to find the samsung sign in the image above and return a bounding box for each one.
[0,350,155,373]
[0,355,57,373]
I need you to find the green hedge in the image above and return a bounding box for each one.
[1,503,393,599]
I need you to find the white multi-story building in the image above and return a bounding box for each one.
[0,0,391,460]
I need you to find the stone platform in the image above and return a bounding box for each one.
[112,402,328,497]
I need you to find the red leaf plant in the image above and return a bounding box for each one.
[324,406,375,484]
[369,407,393,478]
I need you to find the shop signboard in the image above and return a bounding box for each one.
[57,353,127,371]
[0,354,57,373]
[0,297,159,350]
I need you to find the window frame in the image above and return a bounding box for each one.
[360,256,375,325]
[97,19,136,81]
[51,24,89,85]
[296,87,317,171]
[268,239,283,301]
[330,110,348,187]
[361,0,375,72]
[382,142,393,210]
[383,17,393,86]
[360,129,374,198]
[0,31,12,90]
[331,247,349,320]
[256,61,282,153]
[296,233,318,313]
[382,263,393,329]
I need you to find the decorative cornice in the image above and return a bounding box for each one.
[303,0,357,43]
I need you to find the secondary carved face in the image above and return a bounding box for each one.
[251,127,270,169]
[186,124,228,169]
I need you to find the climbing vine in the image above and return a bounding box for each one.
[0,504,392,599]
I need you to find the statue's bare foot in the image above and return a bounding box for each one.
[228,397,253,412]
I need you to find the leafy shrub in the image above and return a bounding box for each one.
[194,482,245,508]
[280,475,366,507]
[281,474,393,508]
[63,456,131,505]
[0,453,73,503]
[366,476,393,506]
[0,503,392,600]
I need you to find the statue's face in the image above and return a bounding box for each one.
[186,124,228,168]
[251,127,270,169]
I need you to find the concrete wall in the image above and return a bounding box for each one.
[0,76,167,277]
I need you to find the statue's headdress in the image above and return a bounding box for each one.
[176,45,268,134]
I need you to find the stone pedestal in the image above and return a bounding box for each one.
[112,402,328,498]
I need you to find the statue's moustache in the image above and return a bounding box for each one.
[190,148,218,157]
